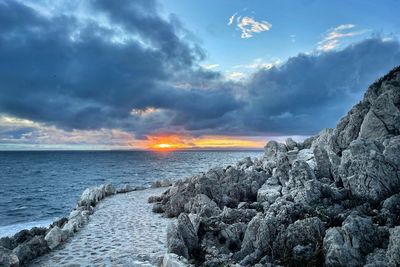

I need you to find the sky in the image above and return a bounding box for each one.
[0,0,399,150]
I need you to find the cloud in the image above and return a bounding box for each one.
[227,12,237,26]
[240,37,400,135]
[228,12,272,39]
[1,0,400,148]
[233,58,280,70]
[0,0,240,138]
[204,63,220,70]
[318,24,368,51]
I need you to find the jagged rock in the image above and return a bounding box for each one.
[339,139,400,202]
[0,247,19,267]
[285,138,298,150]
[286,160,316,190]
[323,215,386,267]
[219,223,247,252]
[0,237,17,250]
[237,157,254,170]
[364,249,388,267]
[313,145,331,179]
[296,149,316,169]
[13,236,49,265]
[387,226,400,266]
[381,193,400,227]
[184,194,221,217]
[117,184,138,193]
[167,213,198,259]
[152,179,173,188]
[162,253,191,267]
[257,180,282,204]
[263,141,288,169]
[280,217,325,264]
[331,101,370,153]
[44,226,62,249]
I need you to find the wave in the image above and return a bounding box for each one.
[0,219,53,238]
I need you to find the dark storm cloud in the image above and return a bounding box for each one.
[0,0,399,139]
[0,0,240,134]
[239,38,400,135]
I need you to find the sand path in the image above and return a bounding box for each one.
[30,188,171,267]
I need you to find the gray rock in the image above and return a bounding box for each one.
[285,138,298,150]
[44,226,62,249]
[296,149,316,169]
[263,141,288,169]
[339,139,400,202]
[323,215,384,267]
[364,249,388,267]
[162,253,191,267]
[387,226,400,267]
[313,145,332,179]
[167,213,198,259]
[184,194,221,217]
[381,193,400,227]
[152,179,173,188]
[0,247,19,267]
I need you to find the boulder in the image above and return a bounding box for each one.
[44,226,62,249]
[184,194,221,217]
[387,226,400,266]
[285,138,298,151]
[0,247,19,267]
[323,215,385,267]
[167,213,198,259]
[162,253,191,267]
[296,149,316,169]
[339,139,400,202]
[152,179,173,188]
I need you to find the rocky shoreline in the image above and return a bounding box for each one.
[150,67,400,266]
[0,183,150,266]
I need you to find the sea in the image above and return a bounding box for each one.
[0,150,262,237]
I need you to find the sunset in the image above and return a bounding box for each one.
[1,0,400,266]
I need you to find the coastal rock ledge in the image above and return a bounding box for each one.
[151,66,400,266]
[0,183,141,266]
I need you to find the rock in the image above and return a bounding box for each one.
[296,149,316,170]
[323,215,385,267]
[0,237,17,250]
[285,138,298,150]
[162,253,191,267]
[0,247,19,267]
[219,223,247,252]
[153,203,165,213]
[12,236,48,265]
[263,141,287,169]
[184,194,221,217]
[280,217,325,263]
[104,183,116,196]
[116,184,137,193]
[381,193,400,227]
[152,179,173,188]
[339,139,400,202]
[167,213,198,259]
[257,178,282,204]
[364,249,388,267]
[313,145,331,179]
[387,226,400,266]
[44,226,62,249]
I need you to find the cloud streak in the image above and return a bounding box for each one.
[318,24,368,51]
[228,11,272,39]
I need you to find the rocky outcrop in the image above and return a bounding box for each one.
[151,66,400,266]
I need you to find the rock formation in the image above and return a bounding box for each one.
[151,66,400,266]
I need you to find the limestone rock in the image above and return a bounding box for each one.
[44,226,62,250]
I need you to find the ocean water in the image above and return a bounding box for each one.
[0,150,262,237]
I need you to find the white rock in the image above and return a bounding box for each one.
[162,253,190,267]
[45,226,62,249]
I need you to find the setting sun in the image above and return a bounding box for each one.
[155,143,172,149]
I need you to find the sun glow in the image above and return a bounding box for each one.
[143,134,265,151]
